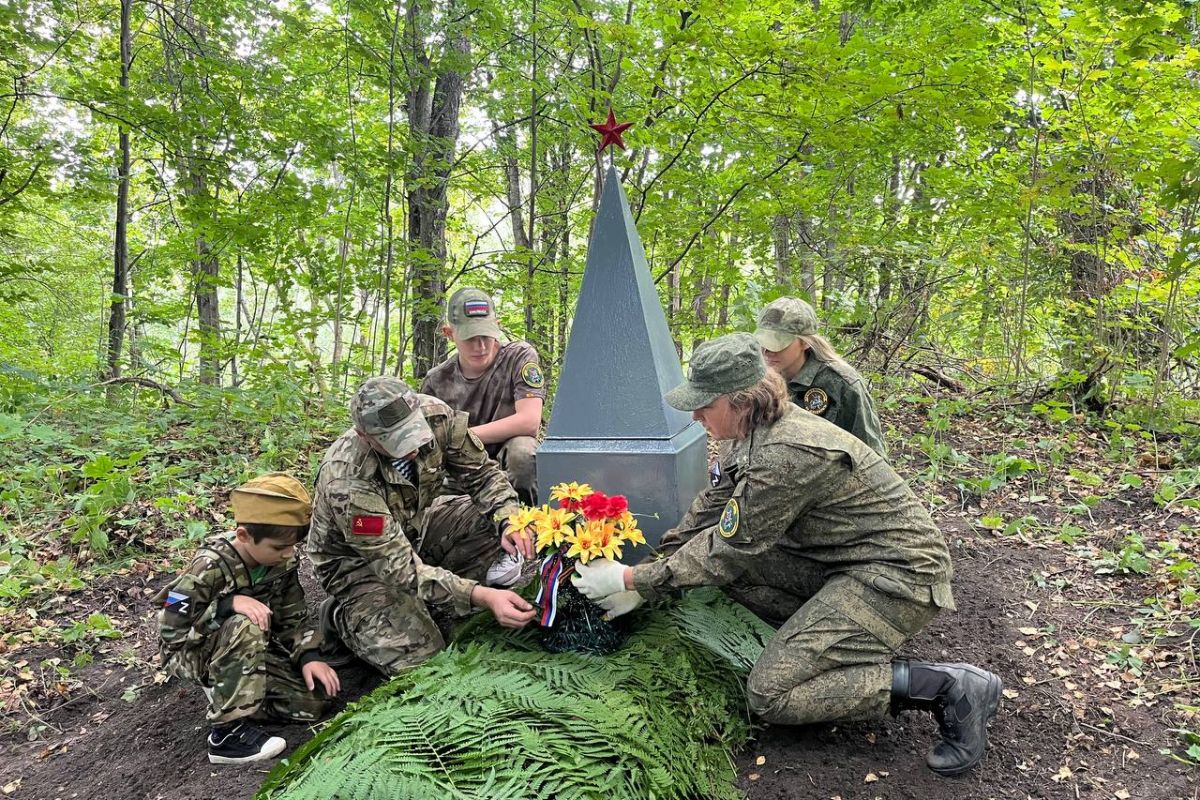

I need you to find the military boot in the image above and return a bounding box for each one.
[317,597,356,668]
[891,659,1002,776]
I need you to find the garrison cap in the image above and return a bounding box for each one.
[665,333,768,412]
[351,377,434,458]
[446,287,502,341]
[755,296,819,352]
[231,473,312,526]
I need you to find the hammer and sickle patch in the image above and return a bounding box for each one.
[521,362,545,389]
[718,499,740,538]
[803,387,830,416]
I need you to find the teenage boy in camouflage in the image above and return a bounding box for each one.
[421,287,545,506]
[157,473,340,765]
[575,334,1002,777]
[754,296,887,457]
[308,377,536,677]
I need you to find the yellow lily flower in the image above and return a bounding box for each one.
[549,481,595,504]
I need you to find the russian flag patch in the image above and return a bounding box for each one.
[164,590,192,618]
[463,300,490,317]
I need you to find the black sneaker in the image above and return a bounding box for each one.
[207,721,286,765]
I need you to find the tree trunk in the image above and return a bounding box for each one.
[772,211,791,290]
[405,0,467,378]
[103,0,133,389]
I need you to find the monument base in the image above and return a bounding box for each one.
[536,421,709,563]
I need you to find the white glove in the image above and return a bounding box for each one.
[597,590,643,620]
[571,558,627,600]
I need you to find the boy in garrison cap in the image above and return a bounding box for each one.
[156,473,340,765]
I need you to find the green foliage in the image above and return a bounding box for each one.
[259,589,773,800]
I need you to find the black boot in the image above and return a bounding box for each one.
[891,659,1002,776]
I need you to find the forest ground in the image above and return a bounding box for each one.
[1,396,1198,800]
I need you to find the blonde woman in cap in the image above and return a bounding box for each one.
[157,473,339,765]
[573,333,1001,777]
[755,296,886,457]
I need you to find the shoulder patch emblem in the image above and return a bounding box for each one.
[520,362,545,389]
[803,387,830,416]
[352,515,385,536]
[164,590,192,617]
[467,430,485,451]
[718,499,740,538]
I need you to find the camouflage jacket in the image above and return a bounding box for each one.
[420,341,545,458]
[636,404,953,606]
[787,356,887,457]
[156,534,319,665]
[308,394,520,615]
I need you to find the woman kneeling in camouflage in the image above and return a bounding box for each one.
[573,332,1001,777]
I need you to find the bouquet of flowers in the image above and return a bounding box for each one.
[505,482,646,654]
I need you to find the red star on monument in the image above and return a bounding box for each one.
[589,108,633,153]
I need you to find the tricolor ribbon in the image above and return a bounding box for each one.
[534,551,575,627]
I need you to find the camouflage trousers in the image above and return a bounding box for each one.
[729,561,942,726]
[495,436,538,505]
[331,494,502,676]
[162,616,327,724]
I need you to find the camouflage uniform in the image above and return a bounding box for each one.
[786,356,887,457]
[636,403,954,726]
[156,535,326,724]
[755,296,887,457]
[308,390,521,676]
[421,340,545,502]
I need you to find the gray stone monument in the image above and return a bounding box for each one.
[537,164,708,561]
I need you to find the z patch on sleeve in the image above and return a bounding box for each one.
[164,590,192,618]
[352,515,385,536]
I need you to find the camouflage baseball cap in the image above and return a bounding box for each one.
[665,333,768,411]
[351,377,434,458]
[446,287,502,340]
[755,296,818,352]
[231,473,312,526]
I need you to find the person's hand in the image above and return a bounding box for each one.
[571,558,628,600]
[473,586,536,628]
[499,519,536,560]
[231,595,272,631]
[302,660,341,697]
[597,590,643,620]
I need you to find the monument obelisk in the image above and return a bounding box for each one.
[537,110,708,561]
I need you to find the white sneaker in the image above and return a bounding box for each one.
[486,552,525,587]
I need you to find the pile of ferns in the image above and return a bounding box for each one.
[258,588,774,800]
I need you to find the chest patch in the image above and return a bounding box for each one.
[352,515,385,536]
[718,499,740,538]
[803,387,830,415]
[520,362,545,389]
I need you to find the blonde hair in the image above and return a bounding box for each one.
[798,333,851,372]
[726,370,789,439]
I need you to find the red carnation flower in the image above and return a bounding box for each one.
[604,495,628,518]
[580,491,610,520]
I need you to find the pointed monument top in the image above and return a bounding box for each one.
[546,165,693,440]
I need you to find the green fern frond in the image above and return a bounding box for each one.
[258,589,773,800]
